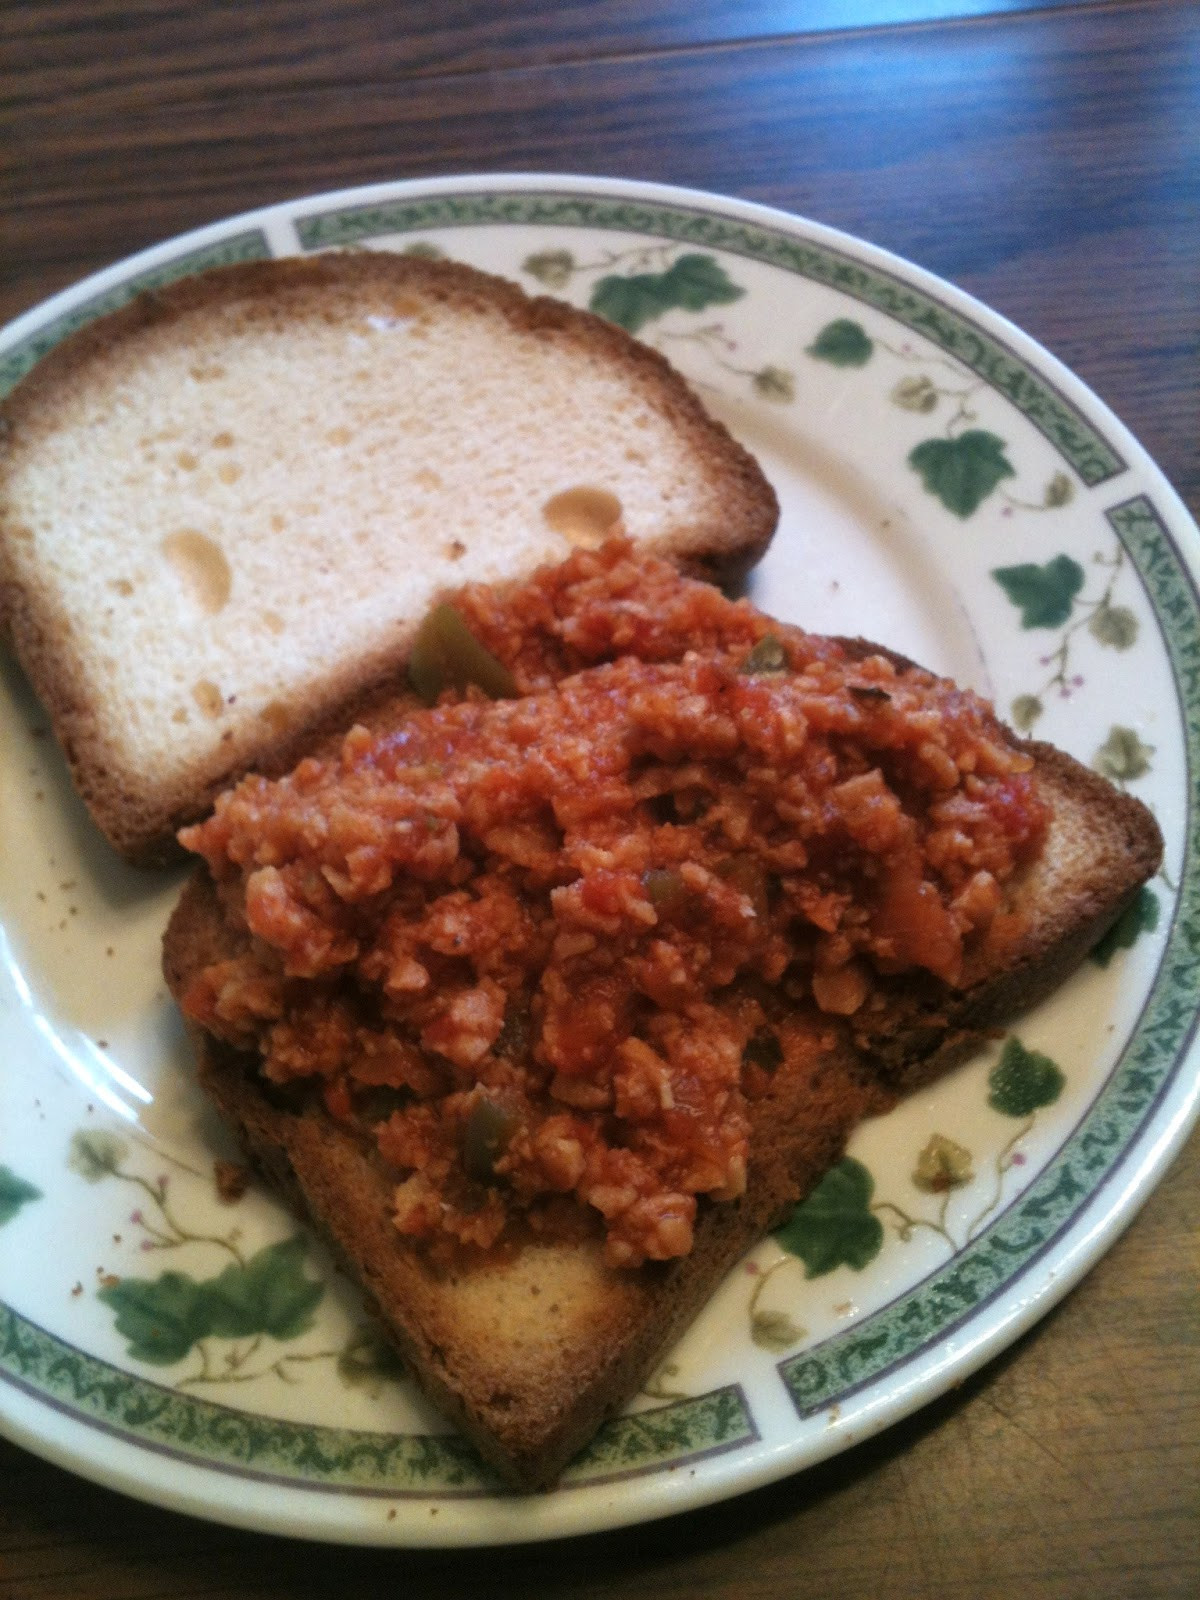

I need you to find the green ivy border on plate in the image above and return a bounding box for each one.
[0,1301,756,1494]
[294,189,1125,487]
[0,186,1190,1496]
[0,230,271,400]
[781,491,1195,1416]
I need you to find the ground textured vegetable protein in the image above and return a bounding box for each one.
[178,541,1049,1270]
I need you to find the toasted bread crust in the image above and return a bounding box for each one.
[161,707,1162,1487]
[0,253,778,864]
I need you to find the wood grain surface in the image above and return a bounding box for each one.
[1,2,1197,1596]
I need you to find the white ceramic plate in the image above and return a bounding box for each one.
[1,174,1196,1549]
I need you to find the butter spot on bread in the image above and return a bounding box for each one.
[161,529,232,614]
[542,484,624,548]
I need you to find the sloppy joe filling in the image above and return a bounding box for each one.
[178,541,1049,1269]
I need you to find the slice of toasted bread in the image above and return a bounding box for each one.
[0,253,778,863]
[161,675,1162,1489]
[164,869,893,1488]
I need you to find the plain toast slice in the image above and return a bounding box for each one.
[0,253,777,862]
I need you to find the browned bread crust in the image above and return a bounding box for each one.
[161,704,1162,1488]
[0,253,778,864]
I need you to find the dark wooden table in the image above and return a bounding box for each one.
[2,2,1197,1595]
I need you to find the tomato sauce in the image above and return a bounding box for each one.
[179,541,1049,1269]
